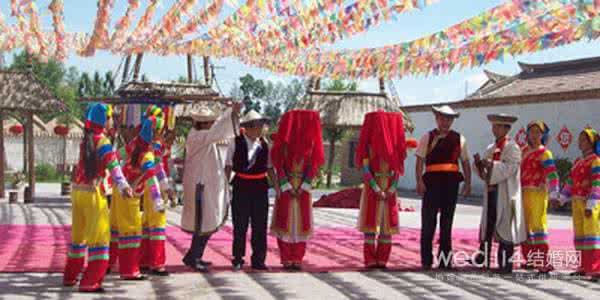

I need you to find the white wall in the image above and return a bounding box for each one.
[4,136,81,171]
[400,98,600,195]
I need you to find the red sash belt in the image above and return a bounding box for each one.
[236,172,267,180]
[426,163,459,173]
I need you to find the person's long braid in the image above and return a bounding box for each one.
[82,128,98,181]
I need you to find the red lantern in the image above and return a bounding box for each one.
[9,124,23,135]
[54,125,70,136]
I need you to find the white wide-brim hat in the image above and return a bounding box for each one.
[191,106,217,122]
[432,105,460,118]
[240,109,269,126]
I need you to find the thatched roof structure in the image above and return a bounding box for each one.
[0,71,66,112]
[82,80,229,120]
[295,90,414,132]
[115,81,218,100]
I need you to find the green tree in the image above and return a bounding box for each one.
[322,79,357,188]
[238,74,265,113]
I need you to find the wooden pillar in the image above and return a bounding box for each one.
[203,56,210,85]
[23,120,27,174]
[121,55,132,84]
[187,54,194,83]
[0,110,4,198]
[26,112,35,202]
[132,53,144,81]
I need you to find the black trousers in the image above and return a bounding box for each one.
[231,178,269,266]
[477,190,514,271]
[183,233,212,265]
[420,174,460,268]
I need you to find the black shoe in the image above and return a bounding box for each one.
[232,263,243,271]
[123,275,147,281]
[252,264,270,271]
[570,271,585,276]
[150,269,170,277]
[422,265,432,271]
[79,287,105,293]
[494,268,513,275]
[292,264,303,271]
[198,260,212,267]
[283,264,295,271]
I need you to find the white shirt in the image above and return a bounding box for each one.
[225,135,272,168]
[415,131,470,161]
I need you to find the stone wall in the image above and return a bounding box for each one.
[4,136,81,171]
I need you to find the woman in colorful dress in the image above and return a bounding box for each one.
[270,110,325,270]
[121,115,171,277]
[520,121,559,273]
[356,111,407,269]
[63,103,133,292]
[554,128,600,280]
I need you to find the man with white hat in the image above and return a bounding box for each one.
[225,109,278,271]
[181,102,242,272]
[415,105,472,270]
[470,113,526,274]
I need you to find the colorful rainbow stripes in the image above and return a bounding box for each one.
[110,230,119,243]
[362,158,382,193]
[88,246,109,262]
[575,236,600,250]
[591,159,600,206]
[149,228,166,241]
[96,135,128,191]
[67,244,87,259]
[118,235,142,249]
[542,150,560,198]
[526,231,549,246]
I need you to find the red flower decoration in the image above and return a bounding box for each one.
[54,125,70,136]
[556,125,573,152]
[9,124,23,135]
[406,137,419,149]
[515,127,527,147]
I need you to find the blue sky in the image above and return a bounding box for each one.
[2,0,600,105]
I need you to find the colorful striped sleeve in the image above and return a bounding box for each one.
[362,158,381,193]
[560,177,573,205]
[386,172,400,193]
[96,136,129,191]
[153,142,170,191]
[140,151,164,211]
[541,150,560,200]
[299,164,314,193]
[587,157,600,210]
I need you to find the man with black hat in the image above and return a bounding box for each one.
[470,113,526,274]
[225,110,279,271]
[415,105,472,270]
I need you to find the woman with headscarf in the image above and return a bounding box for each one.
[355,111,407,269]
[63,103,133,292]
[520,121,560,273]
[554,127,600,281]
[270,110,325,270]
[120,115,170,277]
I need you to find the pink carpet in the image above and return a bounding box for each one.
[0,224,577,273]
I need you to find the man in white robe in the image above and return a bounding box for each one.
[470,113,526,274]
[181,103,241,271]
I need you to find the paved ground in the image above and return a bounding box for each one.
[0,184,597,300]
